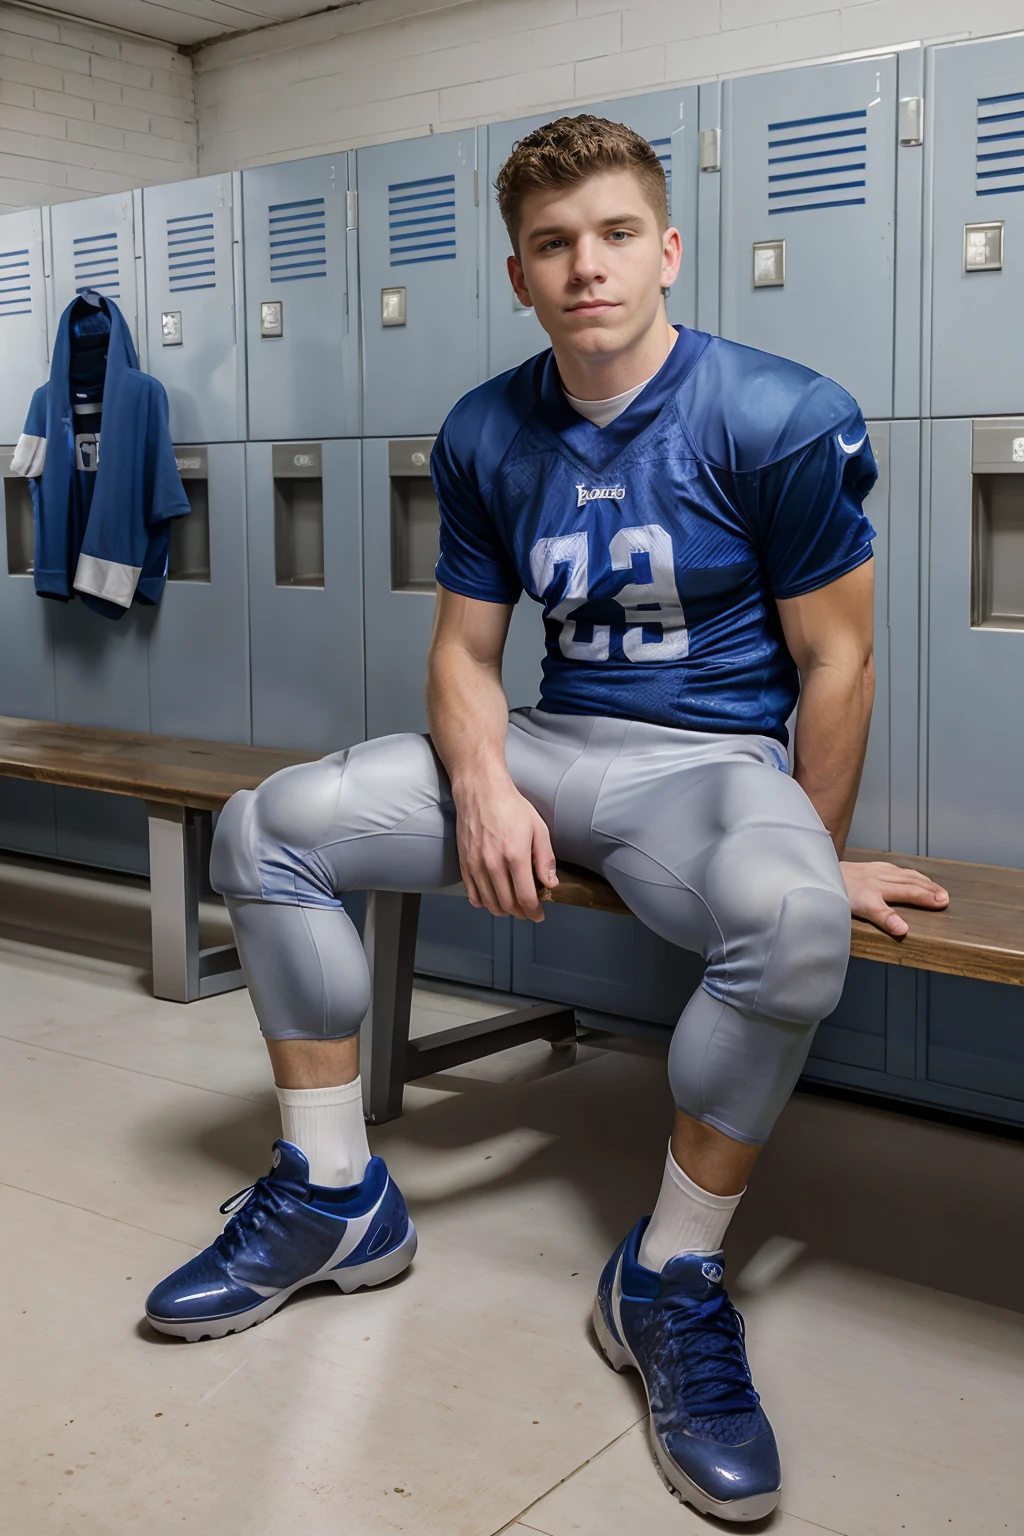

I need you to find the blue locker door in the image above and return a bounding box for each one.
[929,35,1024,417]
[149,443,250,744]
[486,87,698,378]
[243,155,358,442]
[247,438,364,753]
[48,192,139,346]
[358,131,482,437]
[719,56,897,416]
[0,208,48,445]
[927,418,1024,866]
[142,174,246,444]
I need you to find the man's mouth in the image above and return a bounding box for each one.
[567,299,619,314]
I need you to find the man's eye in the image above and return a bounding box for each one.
[608,230,632,242]
[542,238,567,252]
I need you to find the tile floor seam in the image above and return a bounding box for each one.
[0,1029,271,1106]
[493,1412,648,1536]
[0,1177,197,1253]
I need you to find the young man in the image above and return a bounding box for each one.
[146,118,948,1522]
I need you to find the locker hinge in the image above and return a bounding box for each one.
[474,167,479,207]
[699,128,721,173]
[899,97,923,147]
[346,190,358,229]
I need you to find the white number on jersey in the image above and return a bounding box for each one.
[531,527,688,662]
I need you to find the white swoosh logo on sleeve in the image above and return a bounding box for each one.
[837,431,868,455]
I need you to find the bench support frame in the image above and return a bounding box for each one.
[360,890,577,1123]
[147,803,244,1003]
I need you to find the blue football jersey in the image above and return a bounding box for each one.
[432,326,877,744]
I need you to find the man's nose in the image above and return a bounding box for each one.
[569,236,606,283]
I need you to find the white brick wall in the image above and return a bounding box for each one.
[0,5,197,215]
[194,0,1024,172]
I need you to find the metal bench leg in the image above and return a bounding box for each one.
[360,890,421,1124]
[147,802,244,1003]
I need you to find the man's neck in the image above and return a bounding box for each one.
[552,318,678,402]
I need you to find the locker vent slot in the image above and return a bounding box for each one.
[976,92,1024,197]
[166,212,215,294]
[0,246,31,317]
[268,198,327,283]
[388,174,456,267]
[72,231,119,297]
[767,109,867,214]
[5,477,34,574]
[650,137,672,216]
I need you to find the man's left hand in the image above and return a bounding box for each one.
[840,859,949,937]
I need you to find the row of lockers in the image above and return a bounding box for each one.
[3,414,1021,870]
[5,33,1024,447]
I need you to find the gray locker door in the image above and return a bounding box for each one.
[247,438,364,753]
[361,437,542,739]
[0,209,49,445]
[358,131,482,437]
[719,56,897,416]
[142,174,246,444]
[486,87,698,378]
[149,443,250,743]
[929,35,1024,417]
[48,192,139,346]
[52,594,153,875]
[243,155,359,442]
[0,448,58,855]
[927,417,1024,865]
[847,419,892,853]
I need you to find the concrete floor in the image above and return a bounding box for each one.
[0,856,1021,1535]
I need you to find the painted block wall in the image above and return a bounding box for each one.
[0,3,196,215]
[194,0,1024,173]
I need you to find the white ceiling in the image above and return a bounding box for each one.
[17,0,344,47]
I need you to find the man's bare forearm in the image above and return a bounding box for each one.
[792,655,874,859]
[426,639,511,793]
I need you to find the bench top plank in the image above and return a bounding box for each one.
[543,848,1024,988]
[0,716,318,811]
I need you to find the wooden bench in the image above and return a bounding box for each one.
[2,715,1023,1124]
[0,715,318,1003]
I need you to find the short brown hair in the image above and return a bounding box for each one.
[495,114,668,254]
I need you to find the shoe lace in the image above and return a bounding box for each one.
[212,1178,274,1262]
[663,1290,760,1419]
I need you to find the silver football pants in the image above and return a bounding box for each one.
[210,709,851,1145]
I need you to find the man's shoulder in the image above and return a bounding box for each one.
[438,351,548,491]
[680,333,863,473]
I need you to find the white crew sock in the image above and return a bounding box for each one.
[275,1078,371,1188]
[638,1144,744,1272]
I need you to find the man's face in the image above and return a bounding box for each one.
[507,168,681,364]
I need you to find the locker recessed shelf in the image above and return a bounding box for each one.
[972,474,1024,629]
[4,475,33,576]
[273,442,325,588]
[389,438,438,593]
[168,481,211,583]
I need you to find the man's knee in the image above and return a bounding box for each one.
[210,753,351,906]
[753,884,851,1023]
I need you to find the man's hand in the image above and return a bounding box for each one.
[840,859,949,938]
[454,773,558,922]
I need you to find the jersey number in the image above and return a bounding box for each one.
[529,527,689,662]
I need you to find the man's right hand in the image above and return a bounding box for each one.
[452,772,558,922]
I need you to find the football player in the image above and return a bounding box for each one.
[146,116,948,1523]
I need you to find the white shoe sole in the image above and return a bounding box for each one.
[147,1222,418,1343]
[592,1296,781,1524]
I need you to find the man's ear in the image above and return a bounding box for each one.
[507,253,534,309]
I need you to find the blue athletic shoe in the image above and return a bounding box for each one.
[593,1218,781,1523]
[145,1141,417,1341]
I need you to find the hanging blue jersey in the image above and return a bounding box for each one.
[432,327,877,744]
